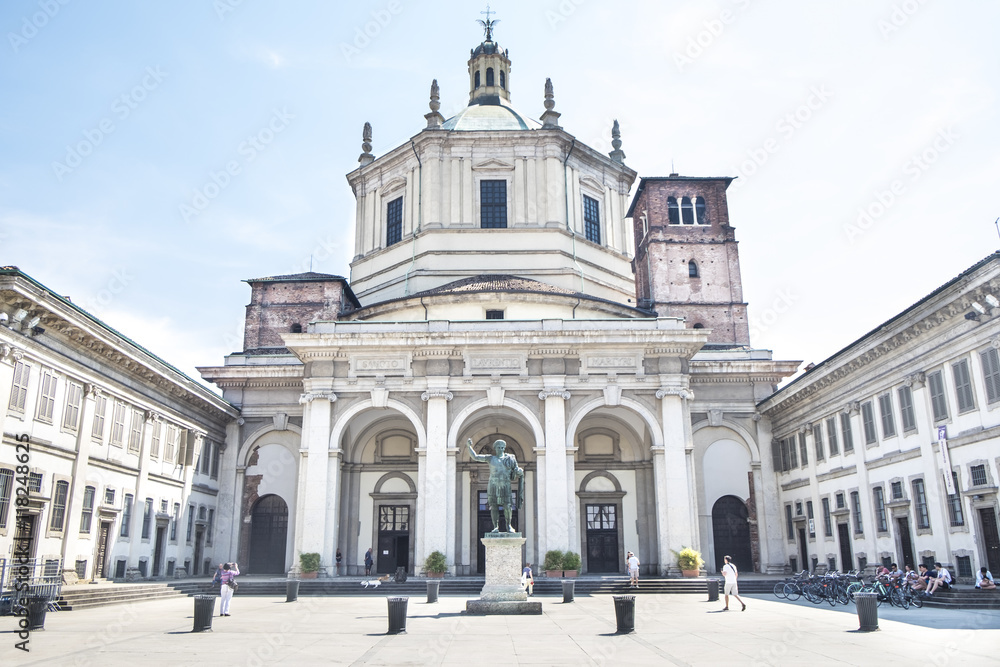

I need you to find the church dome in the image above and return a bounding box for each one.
[441,100,541,131]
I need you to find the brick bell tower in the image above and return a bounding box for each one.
[628,176,750,346]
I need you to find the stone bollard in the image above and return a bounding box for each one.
[286,579,300,602]
[855,592,879,632]
[707,578,719,602]
[613,595,636,634]
[192,595,215,632]
[427,580,440,604]
[387,596,409,634]
[562,579,576,603]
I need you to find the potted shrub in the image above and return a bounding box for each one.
[543,550,564,578]
[675,547,704,577]
[423,550,447,578]
[561,551,581,577]
[299,552,321,579]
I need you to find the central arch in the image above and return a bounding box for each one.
[249,494,288,574]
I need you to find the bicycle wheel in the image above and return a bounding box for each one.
[803,585,821,604]
[908,591,924,608]
[774,582,787,599]
[783,582,801,601]
[895,587,910,609]
[846,582,863,602]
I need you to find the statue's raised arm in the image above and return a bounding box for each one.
[467,438,490,462]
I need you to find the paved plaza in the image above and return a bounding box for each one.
[2,592,999,666]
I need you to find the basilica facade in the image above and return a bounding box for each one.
[198,28,798,577]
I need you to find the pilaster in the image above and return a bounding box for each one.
[539,382,571,554]
[656,382,695,575]
[297,388,336,567]
[419,386,453,571]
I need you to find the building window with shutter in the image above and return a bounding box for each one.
[850,491,863,534]
[110,401,127,447]
[861,401,877,445]
[36,368,57,423]
[583,195,601,244]
[898,385,916,431]
[480,180,507,228]
[92,393,107,441]
[840,413,854,452]
[386,196,403,246]
[80,486,95,533]
[912,479,930,530]
[121,494,133,537]
[826,417,839,455]
[947,472,964,526]
[952,359,976,413]
[0,469,13,530]
[8,360,30,413]
[813,423,824,461]
[49,480,69,532]
[873,486,888,532]
[63,382,83,431]
[822,497,832,536]
[141,498,153,539]
[980,347,1000,404]
[878,393,896,438]
[927,370,949,421]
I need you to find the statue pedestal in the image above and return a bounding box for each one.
[466,534,541,615]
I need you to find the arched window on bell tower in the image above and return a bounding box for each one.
[694,196,707,224]
[500,70,506,89]
[667,197,680,224]
[688,260,699,278]
[486,67,495,86]
[475,71,481,89]
[681,197,695,224]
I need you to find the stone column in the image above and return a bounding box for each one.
[419,388,452,572]
[60,383,97,581]
[297,389,336,569]
[127,410,155,565]
[909,373,952,556]
[216,418,242,562]
[539,386,571,554]
[656,385,695,575]
[326,446,343,575]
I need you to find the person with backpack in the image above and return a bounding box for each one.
[219,562,240,616]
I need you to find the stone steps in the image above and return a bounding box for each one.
[55,583,186,611]
[918,589,1000,610]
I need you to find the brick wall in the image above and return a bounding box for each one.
[243,280,352,351]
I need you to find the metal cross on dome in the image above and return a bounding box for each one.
[478,4,499,41]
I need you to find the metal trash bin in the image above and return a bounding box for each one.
[387,596,409,634]
[192,595,216,632]
[707,578,719,602]
[26,597,48,631]
[855,592,879,632]
[562,579,576,603]
[427,580,440,604]
[286,580,300,603]
[613,594,636,634]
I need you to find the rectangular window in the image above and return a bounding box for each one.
[207,509,214,545]
[822,497,832,537]
[485,309,504,320]
[49,480,69,532]
[149,422,161,459]
[957,555,973,579]
[479,180,507,228]
[947,472,964,526]
[0,469,13,529]
[840,412,854,452]
[141,498,153,539]
[586,504,618,530]
[850,490,863,534]
[110,401,127,447]
[836,492,845,510]
[898,385,916,432]
[386,196,403,246]
[873,486,887,532]
[813,424,824,461]
[583,194,601,244]
[980,347,1000,404]
[787,437,798,469]
[28,472,42,493]
[211,443,221,479]
[63,382,83,431]
[779,439,790,472]
[121,493,133,537]
[806,501,815,537]
[798,432,808,467]
[165,425,178,463]
[8,360,30,412]
[80,486,95,533]
[891,481,903,500]
[186,504,194,542]
[170,503,180,541]
[861,401,877,445]
[104,487,115,506]
[878,393,896,438]
[785,504,794,539]
[127,410,143,454]
[92,393,107,440]
[927,370,949,421]
[826,417,839,455]
[971,464,988,487]
[912,479,929,529]
[36,368,57,422]
[952,359,975,413]
[796,501,803,516]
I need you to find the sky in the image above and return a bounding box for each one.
[1,0,997,392]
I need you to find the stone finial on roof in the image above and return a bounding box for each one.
[609,119,626,163]
[425,79,445,130]
[540,78,561,130]
[359,122,374,166]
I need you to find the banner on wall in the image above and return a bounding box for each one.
[937,425,956,495]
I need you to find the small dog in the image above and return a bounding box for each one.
[361,575,391,588]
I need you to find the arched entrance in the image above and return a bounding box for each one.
[249,494,288,574]
[712,495,753,573]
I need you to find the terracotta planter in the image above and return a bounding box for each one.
[562,570,578,578]
[681,569,699,578]
[546,570,562,578]
[426,572,445,579]
[301,571,318,579]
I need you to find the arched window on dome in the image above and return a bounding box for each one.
[694,196,707,224]
[688,260,699,278]
[667,197,680,224]
[290,323,303,333]
[693,323,705,329]
[500,70,506,89]
[475,71,481,89]
[681,197,695,224]
[486,68,495,87]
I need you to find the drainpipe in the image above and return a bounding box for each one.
[404,140,423,296]
[562,139,585,293]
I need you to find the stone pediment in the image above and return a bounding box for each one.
[471,158,515,172]
[381,176,406,194]
[580,175,605,192]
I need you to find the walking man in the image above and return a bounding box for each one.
[721,555,746,611]
[627,551,640,588]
